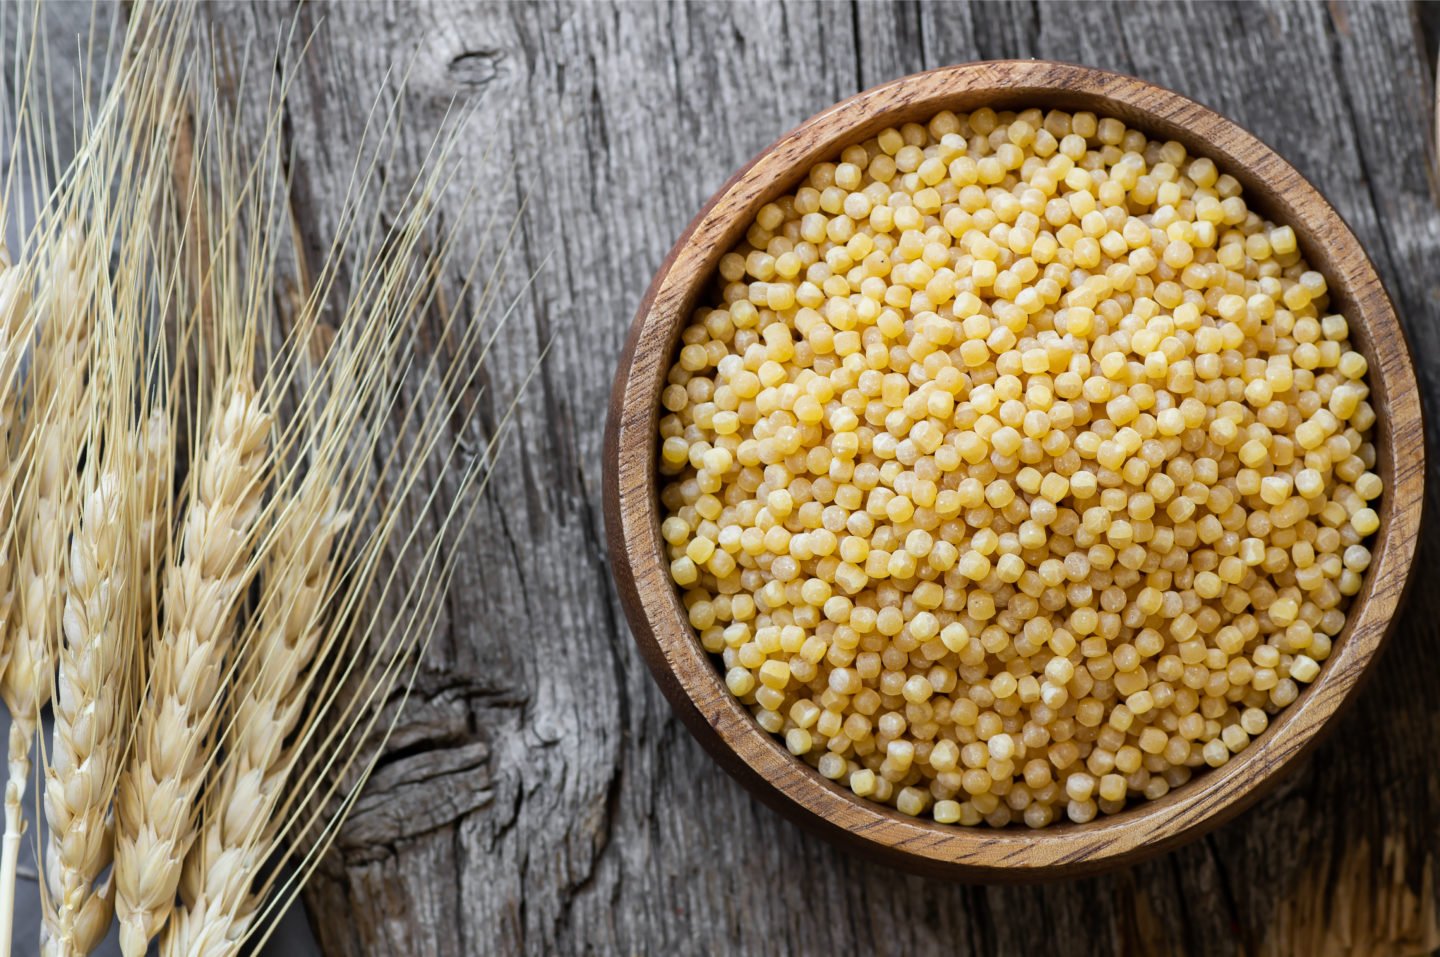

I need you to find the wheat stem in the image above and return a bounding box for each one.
[0,726,24,957]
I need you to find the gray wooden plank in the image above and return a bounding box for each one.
[209,2,1440,956]
[6,2,1440,956]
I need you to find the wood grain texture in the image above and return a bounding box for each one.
[37,1,1440,954]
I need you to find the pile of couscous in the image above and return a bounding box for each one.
[656,107,1381,827]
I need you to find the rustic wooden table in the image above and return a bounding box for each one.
[18,2,1440,955]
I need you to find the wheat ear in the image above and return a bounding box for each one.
[0,243,33,687]
[41,373,171,957]
[0,281,27,957]
[0,225,91,957]
[163,480,345,957]
[114,383,270,957]
[136,412,175,590]
[41,471,129,956]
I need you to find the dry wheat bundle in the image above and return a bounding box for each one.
[0,7,200,951]
[43,325,149,956]
[163,126,522,957]
[42,34,200,949]
[0,221,89,900]
[0,1,534,954]
[0,1,531,955]
[111,127,280,957]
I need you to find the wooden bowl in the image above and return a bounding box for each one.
[603,61,1425,879]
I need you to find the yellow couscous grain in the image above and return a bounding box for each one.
[657,107,1382,827]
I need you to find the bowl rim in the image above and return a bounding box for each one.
[602,59,1426,879]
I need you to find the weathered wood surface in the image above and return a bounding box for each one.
[28,1,1440,954]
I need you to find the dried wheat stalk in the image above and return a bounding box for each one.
[17,7,197,949]
[0,224,93,957]
[42,471,130,956]
[163,197,471,954]
[0,49,41,957]
[42,236,177,957]
[0,4,531,955]
[163,482,346,957]
[114,382,271,957]
[136,412,175,591]
[0,244,33,688]
[154,84,524,949]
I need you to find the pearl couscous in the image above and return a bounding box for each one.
[657,107,1382,828]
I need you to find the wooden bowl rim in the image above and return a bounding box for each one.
[603,60,1425,879]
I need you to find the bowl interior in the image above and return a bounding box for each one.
[609,61,1423,876]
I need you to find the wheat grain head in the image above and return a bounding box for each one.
[114,382,270,957]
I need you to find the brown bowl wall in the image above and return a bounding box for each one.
[603,60,1425,880]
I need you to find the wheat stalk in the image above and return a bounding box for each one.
[114,382,270,957]
[186,226,531,957]
[42,471,129,956]
[41,220,178,957]
[132,411,175,684]
[0,222,93,957]
[41,408,170,957]
[162,213,461,954]
[156,177,444,957]
[0,4,531,954]
[0,244,33,689]
[149,76,528,947]
[163,481,345,957]
[16,6,198,948]
[0,276,29,957]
